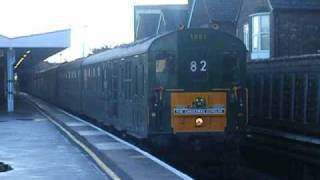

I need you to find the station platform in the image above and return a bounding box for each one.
[0,94,192,180]
[0,96,108,180]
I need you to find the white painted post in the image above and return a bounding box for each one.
[6,48,15,112]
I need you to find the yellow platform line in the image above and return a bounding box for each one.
[33,104,121,180]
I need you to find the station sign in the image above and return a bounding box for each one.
[174,105,225,115]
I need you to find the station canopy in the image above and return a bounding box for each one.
[0,29,70,71]
[0,29,70,112]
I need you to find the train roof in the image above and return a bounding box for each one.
[82,32,172,66]
[82,28,246,66]
[58,57,84,70]
[35,62,61,73]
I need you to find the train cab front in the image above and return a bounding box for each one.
[170,29,247,152]
[149,29,247,155]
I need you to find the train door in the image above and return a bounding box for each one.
[151,51,176,133]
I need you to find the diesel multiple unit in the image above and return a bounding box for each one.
[26,29,247,147]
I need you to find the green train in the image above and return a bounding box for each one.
[29,28,247,148]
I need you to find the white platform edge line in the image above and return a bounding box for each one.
[25,95,121,180]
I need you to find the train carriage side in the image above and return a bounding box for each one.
[80,41,153,138]
[57,63,67,109]
[82,54,110,125]
[43,67,58,105]
[57,60,83,113]
[115,53,149,138]
[31,65,59,105]
[105,42,152,138]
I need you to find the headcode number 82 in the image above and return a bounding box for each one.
[190,60,207,72]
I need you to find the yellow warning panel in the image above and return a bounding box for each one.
[171,92,227,133]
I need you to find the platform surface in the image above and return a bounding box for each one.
[23,93,192,180]
[0,97,109,180]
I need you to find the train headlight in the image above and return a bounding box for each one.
[195,117,204,127]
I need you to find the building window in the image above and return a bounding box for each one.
[251,13,270,59]
[243,24,249,50]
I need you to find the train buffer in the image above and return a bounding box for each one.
[0,93,192,180]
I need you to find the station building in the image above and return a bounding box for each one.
[135,0,320,61]
[187,0,320,60]
[134,4,188,40]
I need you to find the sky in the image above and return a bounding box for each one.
[0,0,187,62]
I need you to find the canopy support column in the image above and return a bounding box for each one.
[6,48,15,112]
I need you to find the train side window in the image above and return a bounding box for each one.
[112,63,119,99]
[155,53,167,85]
[101,65,104,91]
[307,74,318,124]
[84,69,87,89]
[106,64,109,95]
[272,75,281,119]
[254,75,262,118]
[294,74,305,122]
[263,75,272,119]
[135,65,138,95]
[103,65,107,90]
[248,76,255,119]
[223,53,239,85]
[92,67,94,78]
[141,65,145,96]
[108,63,113,97]
[120,65,124,97]
[282,74,292,121]
[125,61,132,100]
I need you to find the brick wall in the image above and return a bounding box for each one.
[274,10,320,57]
